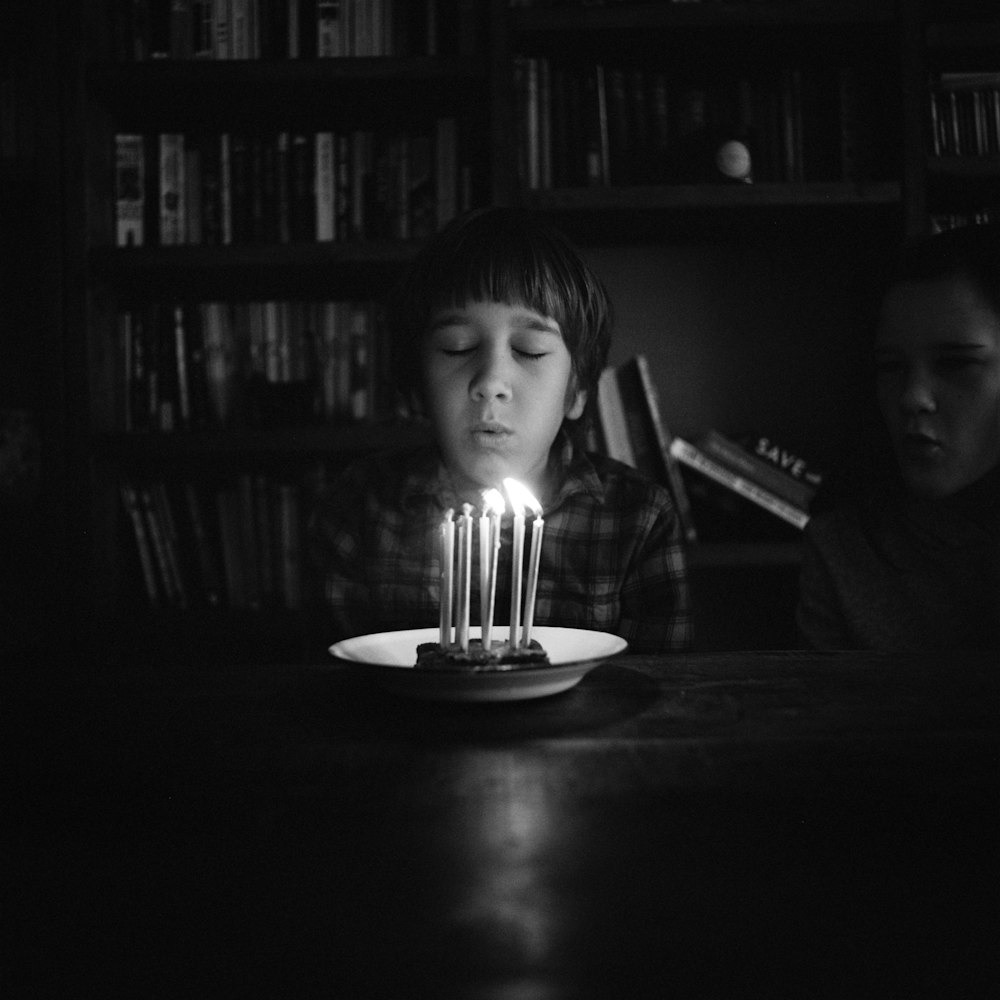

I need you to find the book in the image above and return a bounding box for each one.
[749,434,824,490]
[699,429,818,512]
[200,301,238,427]
[435,116,458,230]
[669,437,810,531]
[149,481,189,608]
[120,479,159,604]
[317,0,343,57]
[158,132,186,245]
[183,481,223,606]
[315,130,335,241]
[615,355,697,543]
[596,366,636,468]
[115,134,145,247]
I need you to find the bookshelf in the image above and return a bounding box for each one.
[67,1,490,661]
[900,0,1000,235]
[46,0,987,658]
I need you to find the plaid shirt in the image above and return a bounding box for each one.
[308,434,692,652]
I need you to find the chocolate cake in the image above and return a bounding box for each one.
[415,639,550,672]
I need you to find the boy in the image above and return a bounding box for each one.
[797,223,1000,651]
[309,207,691,652]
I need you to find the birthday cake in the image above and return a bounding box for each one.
[415,639,550,672]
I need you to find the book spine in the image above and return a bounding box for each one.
[151,481,190,608]
[121,479,160,605]
[212,0,230,58]
[315,130,335,241]
[317,0,342,57]
[172,304,192,428]
[278,481,303,609]
[435,117,457,231]
[596,366,636,467]
[159,132,186,245]
[183,482,223,606]
[139,483,180,604]
[115,134,146,247]
[669,437,810,530]
[184,139,202,243]
[632,355,697,543]
[701,430,816,511]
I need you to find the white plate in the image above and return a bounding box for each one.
[328,626,628,703]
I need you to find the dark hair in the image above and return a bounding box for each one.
[889,223,1000,316]
[386,207,612,424]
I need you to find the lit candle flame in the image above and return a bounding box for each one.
[482,487,506,517]
[502,478,541,517]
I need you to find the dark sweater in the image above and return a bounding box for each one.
[796,466,1000,651]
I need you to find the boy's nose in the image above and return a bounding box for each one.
[470,353,513,401]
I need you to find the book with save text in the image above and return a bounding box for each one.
[699,429,818,512]
[669,437,810,530]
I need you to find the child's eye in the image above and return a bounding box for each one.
[515,348,547,360]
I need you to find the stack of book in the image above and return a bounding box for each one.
[115,123,462,248]
[593,356,823,539]
[119,472,311,612]
[669,430,821,531]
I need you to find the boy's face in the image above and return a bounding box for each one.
[422,299,586,497]
[875,277,1000,499]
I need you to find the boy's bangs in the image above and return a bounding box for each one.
[434,238,574,329]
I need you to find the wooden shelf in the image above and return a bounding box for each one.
[926,22,1000,51]
[86,56,489,132]
[926,155,1000,178]
[94,421,432,461]
[511,0,896,31]
[87,241,420,298]
[524,182,901,213]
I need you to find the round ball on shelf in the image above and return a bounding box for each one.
[715,140,753,183]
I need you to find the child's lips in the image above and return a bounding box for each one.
[470,422,514,446]
[900,431,944,462]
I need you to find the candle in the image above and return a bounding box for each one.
[457,503,474,651]
[504,478,540,649]
[521,500,544,648]
[439,508,454,648]
[480,488,505,651]
[479,503,490,644]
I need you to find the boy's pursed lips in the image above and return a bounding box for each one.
[471,419,513,435]
[899,428,944,461]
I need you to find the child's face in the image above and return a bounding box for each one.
[422,299,586,496]
[875,276,1000,499]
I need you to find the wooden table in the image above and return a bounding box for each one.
[8,649,998,998]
